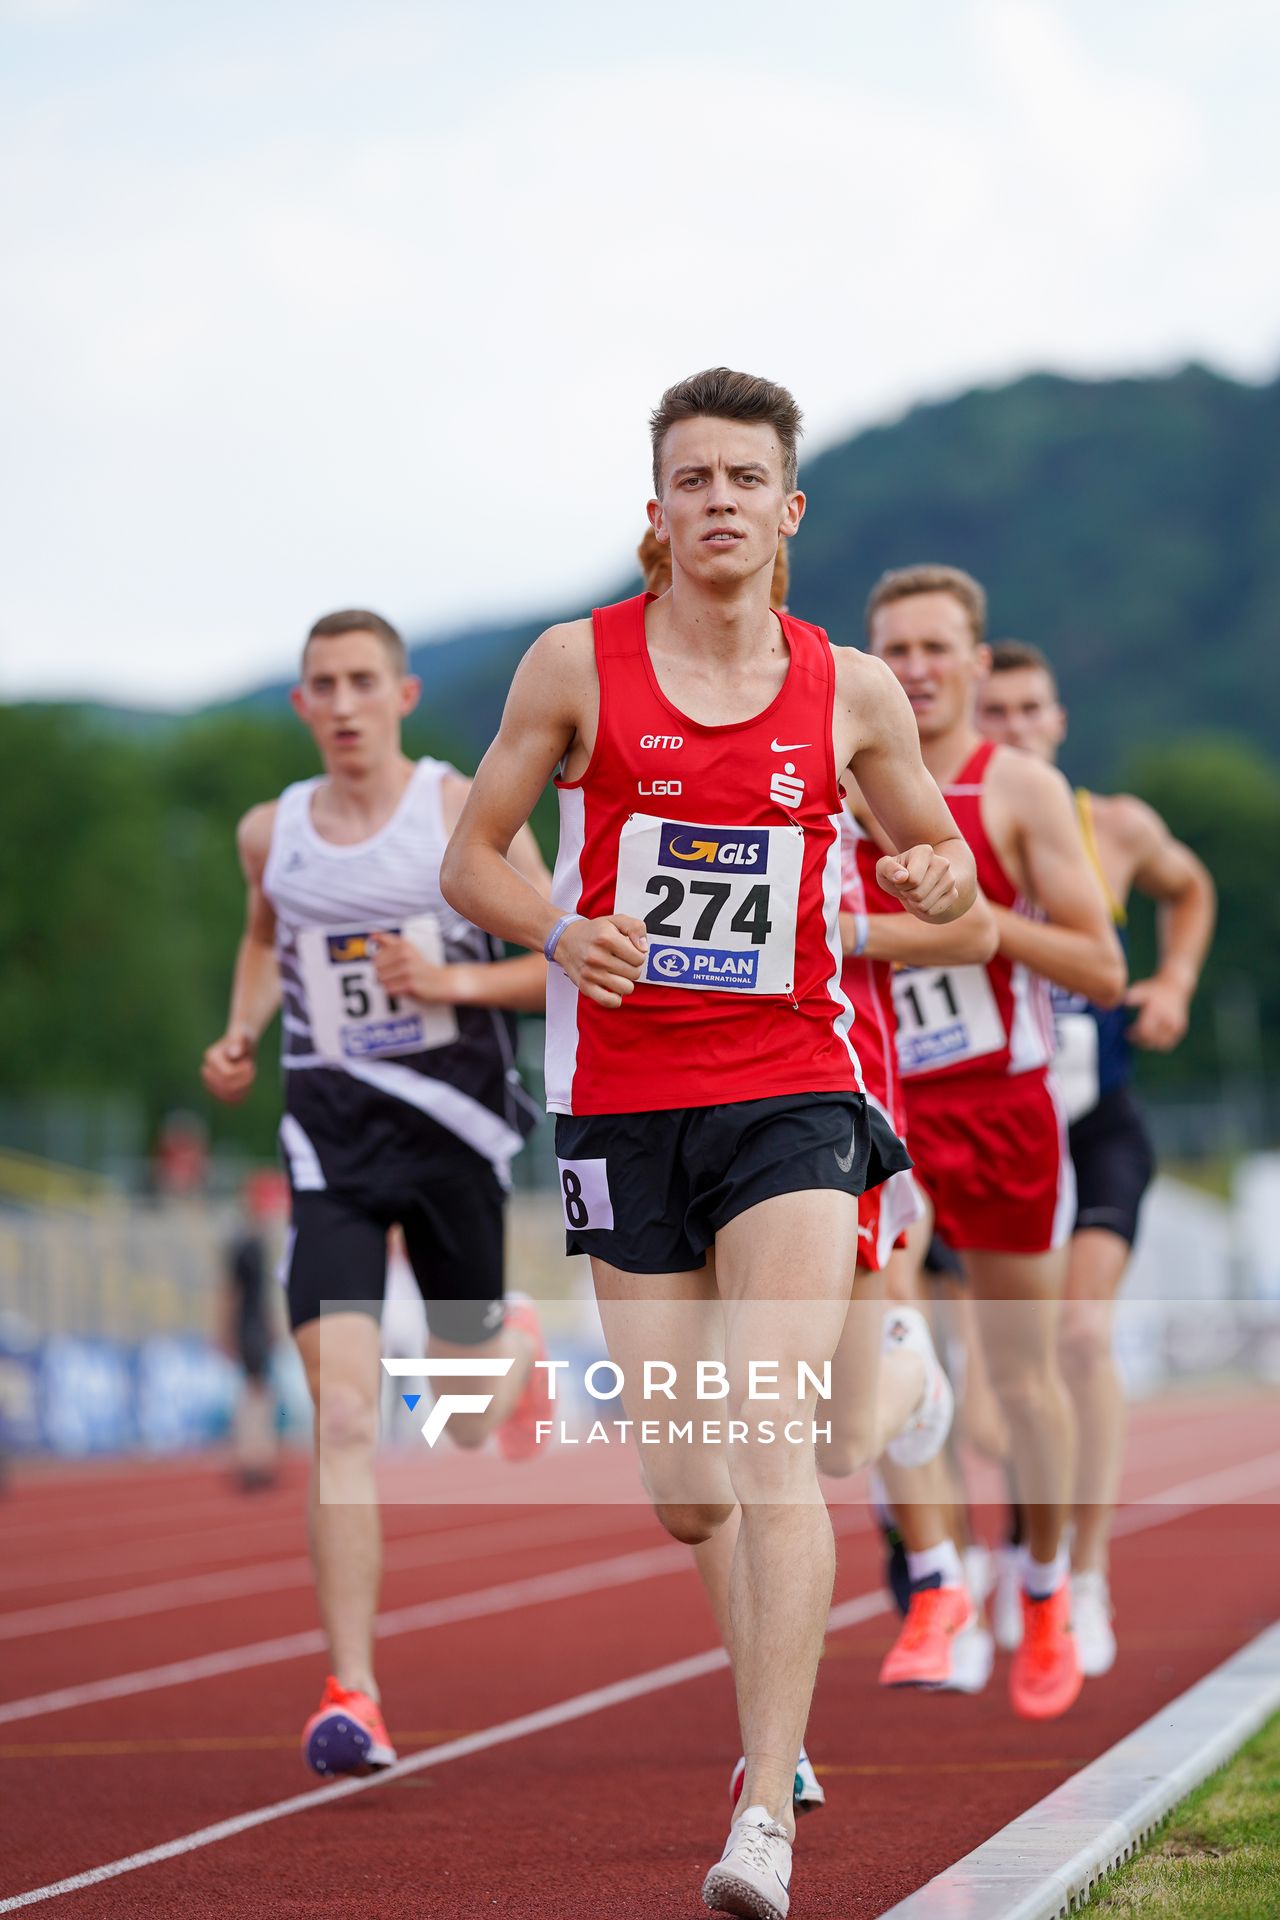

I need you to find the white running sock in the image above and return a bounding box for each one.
[1023,1547,1069,1599]
[907,1540,964,1589]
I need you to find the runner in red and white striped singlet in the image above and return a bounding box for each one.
[865,563,1126,1726]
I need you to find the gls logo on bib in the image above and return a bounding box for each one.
[658,825,770,872]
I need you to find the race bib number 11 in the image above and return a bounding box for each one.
[613,814,803,995]
[894,963,1004,1075]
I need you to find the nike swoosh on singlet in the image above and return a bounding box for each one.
[770,739,810,753]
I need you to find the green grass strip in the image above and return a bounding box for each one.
[1084,1707,1280,1915]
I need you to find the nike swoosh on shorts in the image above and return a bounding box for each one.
[835,1123,857,1174]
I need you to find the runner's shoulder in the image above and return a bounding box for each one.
[831,644,910,728]
[986,740,1074,814]
[529,615,595,667]
[1088,789,1166,857]
[236,800,278,881]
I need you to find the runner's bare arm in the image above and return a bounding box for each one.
[1110,795,1216,1049]
[852,895,999,967]
[440,625,648,1010]
[372,777,552,1013]
[993,756,1127,1007]
[201,803,281,1104]
[837,652,976,923]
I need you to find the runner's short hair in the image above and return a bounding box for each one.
[864,565,987,646]
[304,609,407,674]
[988,638,1058,694]
[650,367,803,494]
[638,526,792,611]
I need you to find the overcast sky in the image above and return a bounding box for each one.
[3,0,1277,706]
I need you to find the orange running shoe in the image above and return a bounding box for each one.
[302,1676,397,1776]
[879,1584,973,1688]
[1010,1586,1083,1721]
[497,1292,552,1463]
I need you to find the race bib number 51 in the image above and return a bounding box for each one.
[613,814,803,995]
[298,915,460,1062]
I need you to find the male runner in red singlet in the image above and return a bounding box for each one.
[202,610,552,1777]
[977,640,1215,1674]
[865,565,1127,1722]
[639,529,994,1816]
[443,370,979,1920]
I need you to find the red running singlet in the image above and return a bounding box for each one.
[545,594,863,1116]
[894,740,1054,1085]
[838,813,903,1129]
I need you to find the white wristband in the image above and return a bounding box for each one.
[544,914,583,966]
[851,912,869,957]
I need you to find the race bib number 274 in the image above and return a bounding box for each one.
[613,814,803,995]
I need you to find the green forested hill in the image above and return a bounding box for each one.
[793,364,1280,787]
[202,364,1280,789]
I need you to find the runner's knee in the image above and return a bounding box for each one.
[1059,1306,1113,1382]
[654,1500,735,1545]
[313,1379,378,1455]
[816,1413,875,1479]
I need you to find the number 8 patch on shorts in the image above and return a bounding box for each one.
[557,1158,614,1232]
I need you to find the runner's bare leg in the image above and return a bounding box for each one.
[295,1311,384,1698]
[1059,1228,1130,1572]
[714,1187,858,1836]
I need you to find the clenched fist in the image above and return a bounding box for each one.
[201,1025,258,1104]
[1127,974,1190,1052]
[370,931,452,1005]
[555,915,649,1009]
[876,845,960,922]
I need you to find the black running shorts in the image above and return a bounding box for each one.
[554,1091,910,1274]
[285,1148,506,1344]
[1068,1085,1155,1248]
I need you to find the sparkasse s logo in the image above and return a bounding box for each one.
[381,1356,515,1446]
[769,761,806,808]
[639,734,683,750]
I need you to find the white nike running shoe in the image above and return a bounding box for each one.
[883,1307,955,1468]
[1071,1569,1117,1677]
[940,1617,996,1693]
[730,1747,824,1816]
[992,1544,1024,1652]
[702,1805,793,1920]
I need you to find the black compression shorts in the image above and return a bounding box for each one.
[284,1147,506,1344]
[553,1091,910,1274]
[1068,1084,1155,1248]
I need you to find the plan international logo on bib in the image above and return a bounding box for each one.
[647,945,759,988]
[657,824,770,872]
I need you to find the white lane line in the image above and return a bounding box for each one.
[0,1449,1274,1911]
[1110,1448,1280,1533]
[5,1449,1273,1731]
[0,1498,511,1597]
[0,1506,657,1643]
[0,1589,888,1913]
[0,1543,694,1729]
[877,1617,1280,1919]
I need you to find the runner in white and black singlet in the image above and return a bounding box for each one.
[202,608,553,1780]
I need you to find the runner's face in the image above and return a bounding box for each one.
[291,631,419,770]
[976,666,1065,761]
[868,592,988,740]
[649,417,802,594]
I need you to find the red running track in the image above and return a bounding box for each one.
[1,1392,1278,1918]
